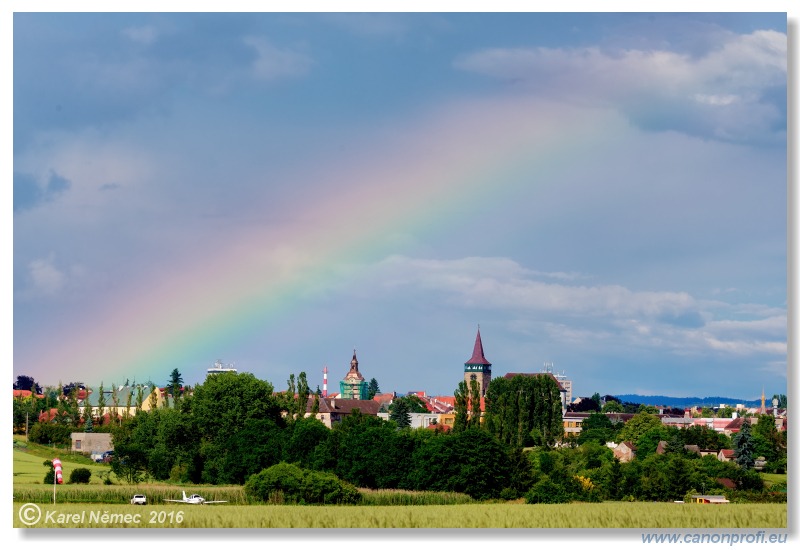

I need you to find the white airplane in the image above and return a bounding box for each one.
[164,491,227,505]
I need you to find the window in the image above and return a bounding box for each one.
[75,440,81,449]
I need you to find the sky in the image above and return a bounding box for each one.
[9,8,793,402]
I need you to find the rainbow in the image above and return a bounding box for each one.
[24,97,626,386]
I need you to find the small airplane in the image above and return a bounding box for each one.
[164,491,227,505]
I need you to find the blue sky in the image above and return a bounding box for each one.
[9,7,793,403]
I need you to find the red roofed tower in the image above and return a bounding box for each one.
[464,327,492,397]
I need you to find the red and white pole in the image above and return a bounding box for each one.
[323,366,328,397]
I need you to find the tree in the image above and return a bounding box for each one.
[733,419,755,470]
[14,375,42,394]
[772,394,787,409]
[601,400,624,413]
[616,412,662,445]
[453,381,469,433]
[469,379,482,428]
[408,429,513,500]
[296,372,310,420]
[97,382,106,424]
[167,369,184,400]
[483,374,563,448]
[367,378,381,400]
[389,398,412,428]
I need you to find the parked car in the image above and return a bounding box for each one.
[91,452,104,463]
[102,451,115,463]
[131,494,147,505]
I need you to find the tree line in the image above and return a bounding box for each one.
[17,370,786,503]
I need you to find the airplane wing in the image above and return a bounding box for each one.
[163,499,189,503]
[203,500,227,504]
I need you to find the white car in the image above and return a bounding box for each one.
[130,494,147,505]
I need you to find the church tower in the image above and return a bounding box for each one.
[340,349,368,399]
[464,328,492,397]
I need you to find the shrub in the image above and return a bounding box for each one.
[69,468,92,484]
[245,463,361,505]
[28,423,73,446]
[524,478,571,504]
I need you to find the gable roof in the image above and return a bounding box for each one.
[306,397,381,416]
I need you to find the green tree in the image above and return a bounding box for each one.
[97,382,106,424]
[733,419,755,470]
[453,380,469,433]
[367,378,381,400]
[296,372,310,420]
[483,374,563,448]
[283,416,329,467]
[469,379,482,428]
[110,383,120,423]
[616,411,662,445]
[165,368,183,408]
[408,429,513,500]
[191,371,283,483]
[601,400,624,413]
[772,394,786,408]
[389,398,412,428]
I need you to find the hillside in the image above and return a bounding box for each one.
[613,394,762,408]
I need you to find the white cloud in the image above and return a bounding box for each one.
[122,25,159,46]
[28,257,65,295]
[365,255,786,359]
[243,36,313,81]
[454,29,786,143]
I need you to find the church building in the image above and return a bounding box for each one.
[339,349,369,399]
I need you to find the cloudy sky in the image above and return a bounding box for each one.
[10,8,791,401]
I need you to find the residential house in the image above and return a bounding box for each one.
[305,396,381,428]
[613,441,637,462]
[717,449,736,462]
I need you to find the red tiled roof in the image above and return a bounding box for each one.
[717,478,736,489]
[13,389,44,399]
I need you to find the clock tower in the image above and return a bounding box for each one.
[464,327,492,397]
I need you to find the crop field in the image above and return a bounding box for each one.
[13,501,787,528]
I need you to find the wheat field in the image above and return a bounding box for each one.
[13,502,787,529]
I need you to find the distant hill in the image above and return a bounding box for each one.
[612,394,762,408]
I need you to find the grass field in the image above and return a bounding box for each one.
[12,502,788,528]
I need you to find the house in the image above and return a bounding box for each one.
[613,441,637,462]
[83,383,165,423]
[70,432,113,455]
[378,411,440,429]
[717,449,736,462]
[305,396,381,428]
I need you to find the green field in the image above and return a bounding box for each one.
[12,502,787,528]
[13,436,788,529]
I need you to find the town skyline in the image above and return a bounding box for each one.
[12,11,789,401]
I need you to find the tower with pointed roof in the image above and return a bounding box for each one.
[464,327,492,397]
[340,349,369,399]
